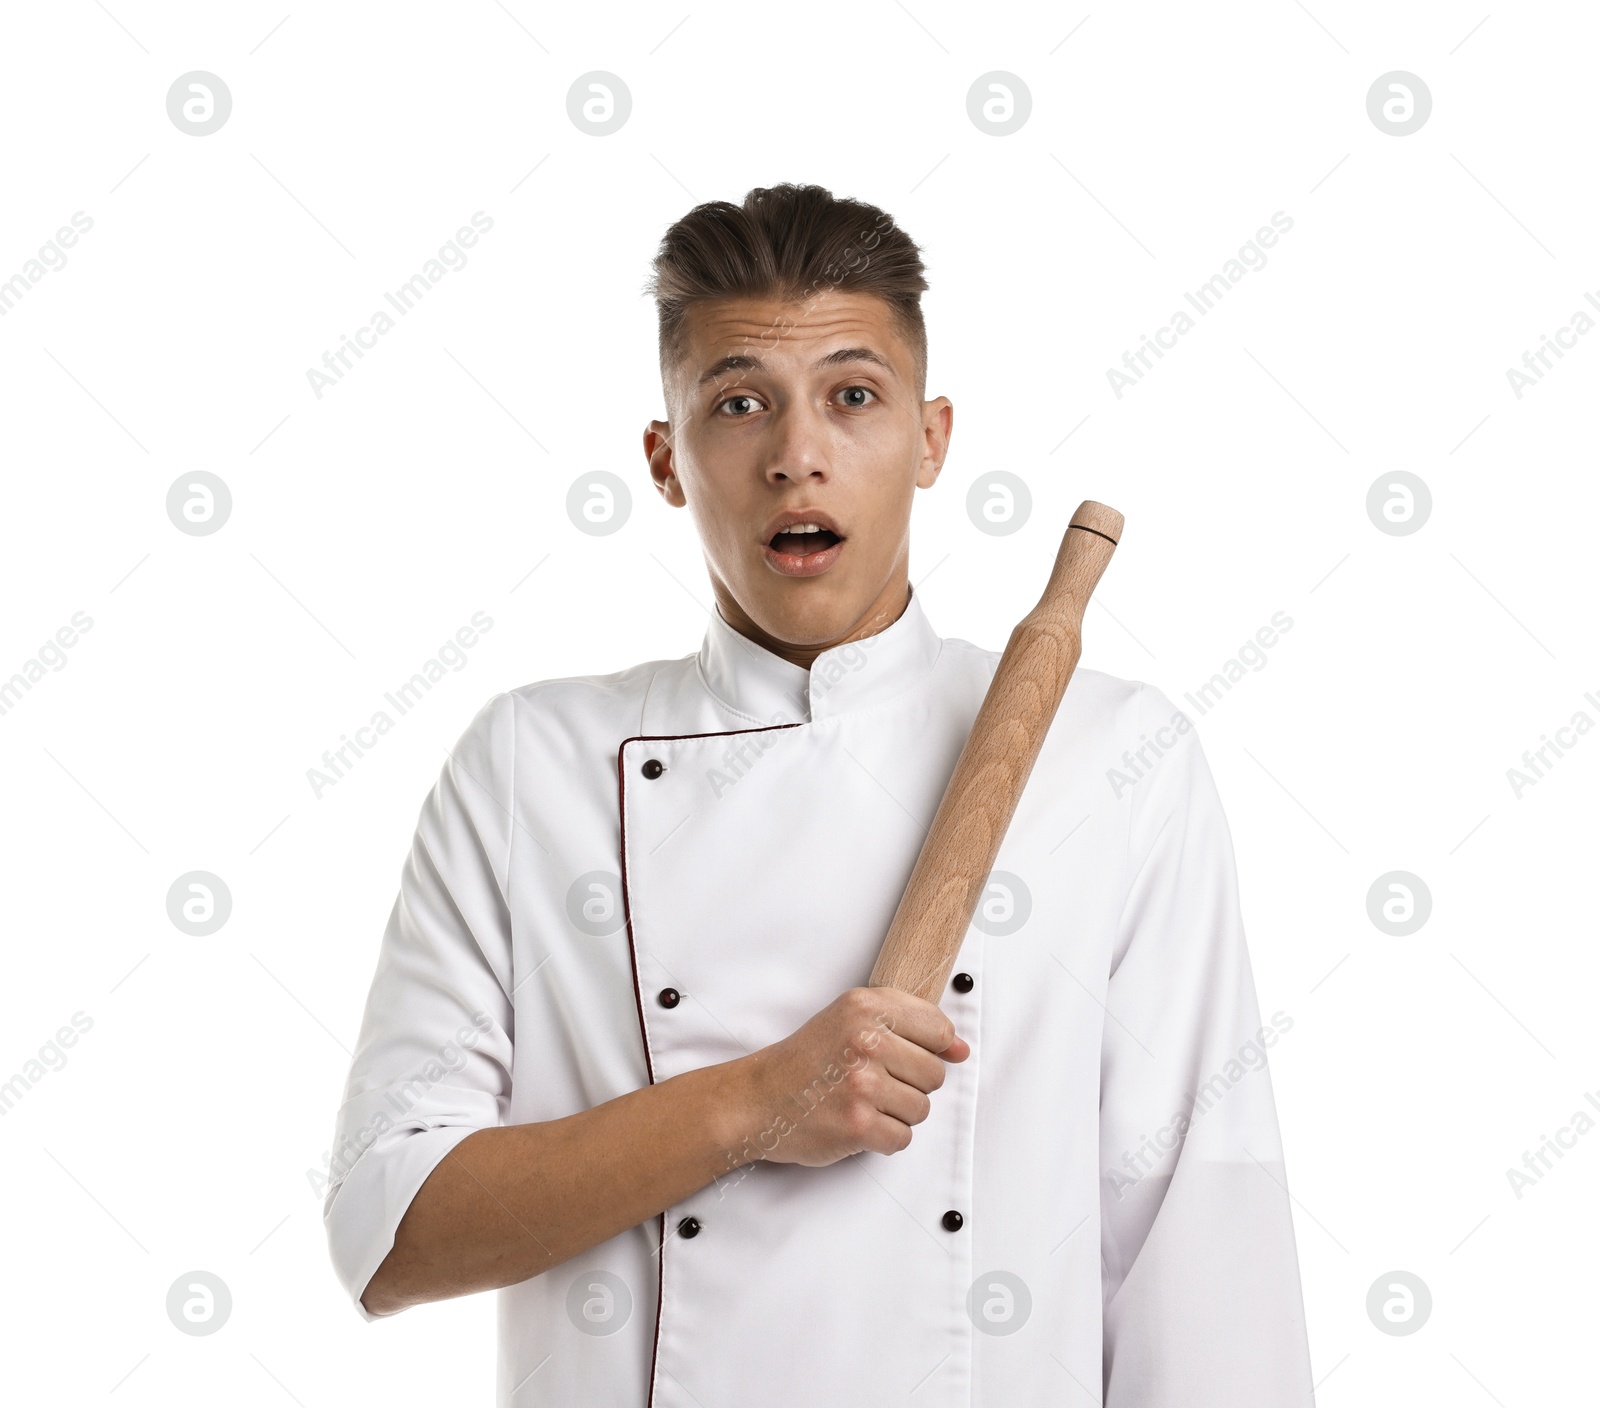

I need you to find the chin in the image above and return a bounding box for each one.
[767,603,846,647]
[747,586,853,648]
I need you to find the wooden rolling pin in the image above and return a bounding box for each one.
[867,500,1124,1005]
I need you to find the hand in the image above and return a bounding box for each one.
[729,987,970,1168]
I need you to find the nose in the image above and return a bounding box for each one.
[762,402,831,485]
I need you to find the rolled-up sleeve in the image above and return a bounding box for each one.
[323,690,517,1320]
[1098,685,1314,1404]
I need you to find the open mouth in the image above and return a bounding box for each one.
[769,527,842,556]
[763,523,846,577]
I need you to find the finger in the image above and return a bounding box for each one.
[859,1102,921,1154]
[873,1075,933,1131]
[863,991,959,1058]
[877,1028,950,1095]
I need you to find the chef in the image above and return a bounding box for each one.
[322,183,1317,1405]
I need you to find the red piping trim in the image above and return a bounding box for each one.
[614,720,806,1407]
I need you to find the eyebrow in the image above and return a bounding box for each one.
[695,346,896,389]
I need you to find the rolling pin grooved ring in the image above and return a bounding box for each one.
[1069,524,1119,546]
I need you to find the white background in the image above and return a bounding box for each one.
[2,1,1595,1402]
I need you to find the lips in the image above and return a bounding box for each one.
[761,511,847,578]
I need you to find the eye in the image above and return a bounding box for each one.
[716,393,765,417]
[836,385,877,409]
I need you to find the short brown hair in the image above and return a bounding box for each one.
[646,182,929,404]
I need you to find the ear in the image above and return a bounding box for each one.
[644,419,686,507]
[916,396,953,489]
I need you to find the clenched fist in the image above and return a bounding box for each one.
[728,987,970,1168]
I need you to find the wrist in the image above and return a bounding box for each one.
[704,1054,765,1173]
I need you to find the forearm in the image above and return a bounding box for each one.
[361,1056,758,1316]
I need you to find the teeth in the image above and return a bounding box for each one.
[769,521,841,552]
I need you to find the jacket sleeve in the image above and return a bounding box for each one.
[322,690,517,1320]
[1098,684,1315,1404]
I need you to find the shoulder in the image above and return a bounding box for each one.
[934,630,1188,738]
[455,651,697,752]
[506,654,679,717]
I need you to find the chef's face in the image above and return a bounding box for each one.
[645,289,952,668]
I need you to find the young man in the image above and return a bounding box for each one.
[323,183,1316,1406]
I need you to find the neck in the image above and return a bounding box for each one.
[713,574,912,671]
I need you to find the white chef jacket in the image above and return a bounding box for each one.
[323,583,1316,1406]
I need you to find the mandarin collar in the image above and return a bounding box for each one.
[695,584,943,725]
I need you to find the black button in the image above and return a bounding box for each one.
[952,972,974,993]
[678,1216,701,1238]
[942,1209,964,1232]
[641,758,665,779]
[658,988,681,1008]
